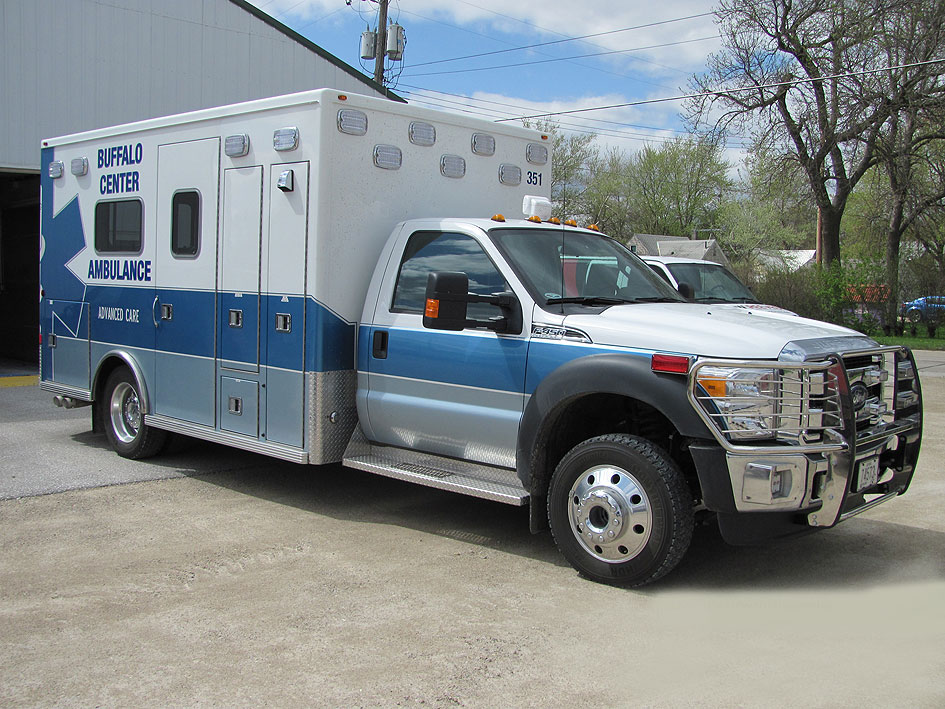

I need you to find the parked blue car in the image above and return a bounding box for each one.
[901,296,945,323]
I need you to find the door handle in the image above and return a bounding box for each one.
[372,330,388,359]
[152,296,160,327]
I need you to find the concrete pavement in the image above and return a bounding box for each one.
[0,355,943,706]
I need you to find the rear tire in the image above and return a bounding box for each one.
[547,434,693,587]
[101,368,167,459]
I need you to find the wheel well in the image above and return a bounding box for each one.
[91,356,143,432]
[528,393,701,503]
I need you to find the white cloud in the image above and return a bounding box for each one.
[255,0,721,79]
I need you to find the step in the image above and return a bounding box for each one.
[343,428,528,506]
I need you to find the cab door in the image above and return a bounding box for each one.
[362,229,528,468]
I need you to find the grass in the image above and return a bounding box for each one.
[873,322,945,351]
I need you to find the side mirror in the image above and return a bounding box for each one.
[677,281,695,301]
[422,271,523,334]
[423,272,469,331]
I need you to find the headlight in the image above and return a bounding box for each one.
[696,366,779,440]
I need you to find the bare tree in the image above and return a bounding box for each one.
[870,0,945,326]
[687,0,904,267]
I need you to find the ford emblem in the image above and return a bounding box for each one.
[851,382,869,411]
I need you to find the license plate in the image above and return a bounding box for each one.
[856,456,880,492]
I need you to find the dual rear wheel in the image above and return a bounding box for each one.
[100,368,167,459]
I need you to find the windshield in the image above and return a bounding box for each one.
[666,262,757,303]
[489,228,683,308]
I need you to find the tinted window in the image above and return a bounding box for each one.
[95,199,142,253]
[171,191,200,257]
[393,231,508,320]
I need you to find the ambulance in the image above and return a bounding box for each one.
[40,89,923,586]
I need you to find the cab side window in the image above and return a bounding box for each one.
[392,231,508,320]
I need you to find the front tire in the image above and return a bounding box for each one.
[547,434,693,587]
[101,368,167,459]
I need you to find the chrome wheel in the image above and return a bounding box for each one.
[109,381,141,444]
[568,464,653,562]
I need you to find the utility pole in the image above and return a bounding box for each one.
[373,0,389,86]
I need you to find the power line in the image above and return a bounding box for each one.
[403,35,720,78]
[394,8,686,90]
[408,12,714,68]
[397,83,709,137]
[399,88,752,148]
[494,58,945,122]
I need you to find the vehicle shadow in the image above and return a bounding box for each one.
[76,431,945,591]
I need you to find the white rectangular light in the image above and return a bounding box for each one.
[409,121,436,146]
[225,134,250,157]
[440,154,466,178]
[498,163,521,186]
[70,157,88,176]
[526,142,549,165]
[273,127,299,151]
[338,109,368,136]
[471,133,496,156]
[48,161,64,179]
[374,144,402,170]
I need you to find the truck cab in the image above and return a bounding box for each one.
[347,211,923,586]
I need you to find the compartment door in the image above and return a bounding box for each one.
[218,166,263,373]
[263,162,309,447]
[46,299,90,390]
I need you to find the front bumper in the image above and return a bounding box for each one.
[687,346,922,539]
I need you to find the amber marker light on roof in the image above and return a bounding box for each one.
[527,215,542,223]
[587,224,601,231]
[491,214,506,222]
[548,217,561,224]
[565,220,577,227]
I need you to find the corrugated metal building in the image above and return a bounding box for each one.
[0,0,396,361]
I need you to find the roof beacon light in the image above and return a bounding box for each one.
[587,224,601,232]
[491,214,506,222]
[522,195,552,221]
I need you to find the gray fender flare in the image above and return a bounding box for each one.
[516,352,713,492]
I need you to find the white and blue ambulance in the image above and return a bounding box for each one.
[40,89,923,586]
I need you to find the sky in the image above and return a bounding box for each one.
[244,0,738,156]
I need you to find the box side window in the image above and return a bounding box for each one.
[171,190,200,257]
[95,199,143,253]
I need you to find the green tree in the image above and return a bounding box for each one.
[719,146,816,266]
[523,120,598,222]
[582,136,731,242]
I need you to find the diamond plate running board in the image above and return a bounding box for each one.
[343,428,528,506]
